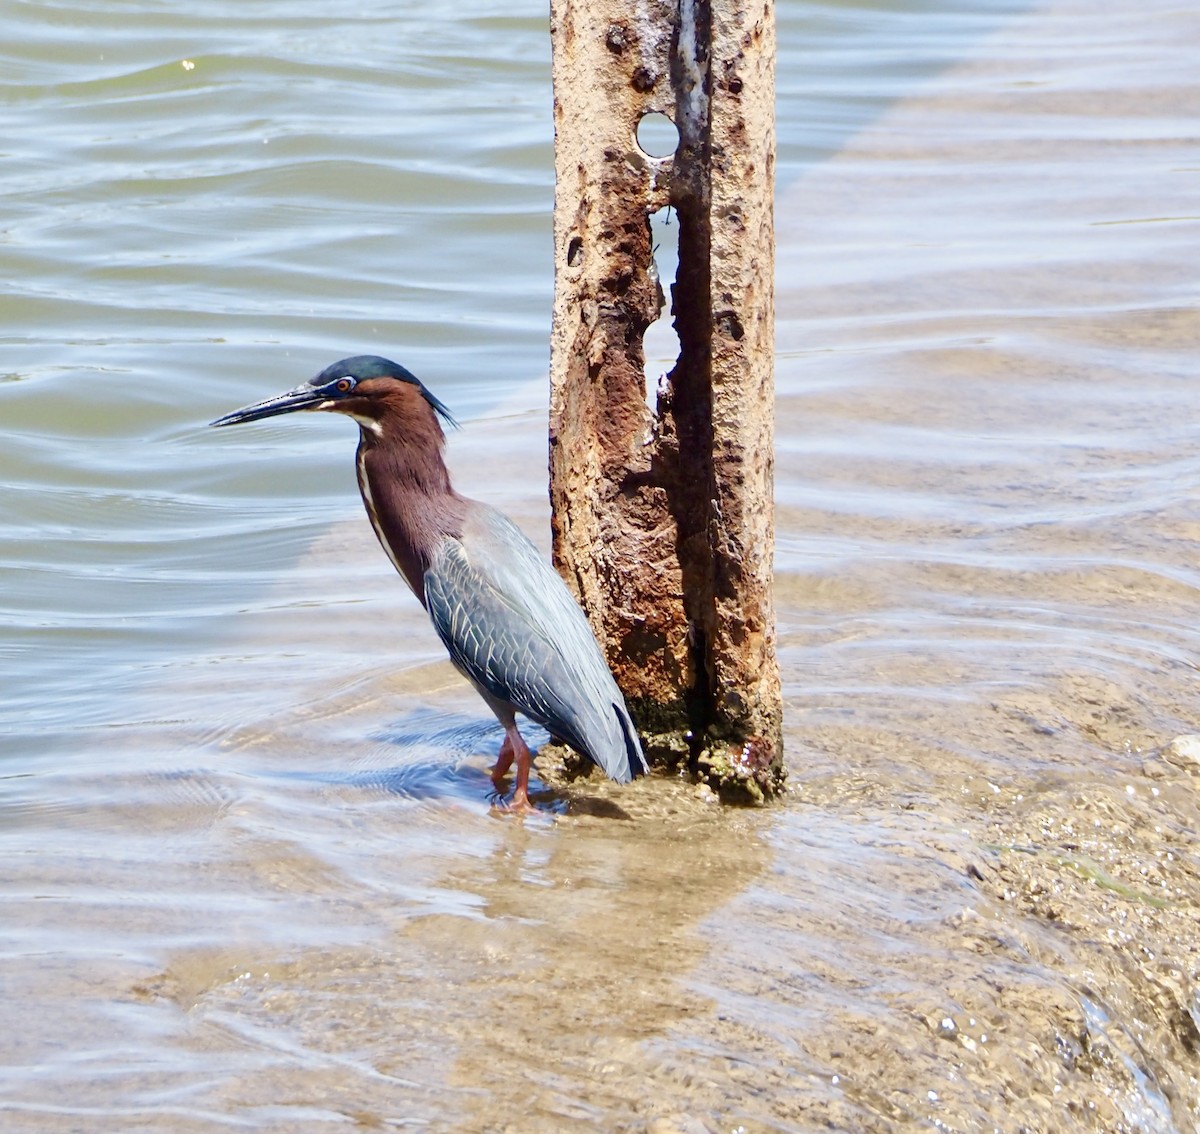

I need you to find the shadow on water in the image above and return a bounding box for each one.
[263,707,511,801]
[241,703,631,821]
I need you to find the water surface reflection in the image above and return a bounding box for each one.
[3,0,1200,1130]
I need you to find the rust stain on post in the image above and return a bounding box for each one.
[549,0,782,800]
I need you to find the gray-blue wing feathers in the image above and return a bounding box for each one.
[422,504,647,783]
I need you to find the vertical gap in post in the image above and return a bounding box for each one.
[660,194,715,763]
[643,206,680,415]
[662,0,717,767]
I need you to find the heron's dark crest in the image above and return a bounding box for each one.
[314,355,459,429]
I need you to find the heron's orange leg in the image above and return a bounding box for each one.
[493,724,533,811]
[491,733,515,790]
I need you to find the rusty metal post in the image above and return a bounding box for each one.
[548,0,782,800]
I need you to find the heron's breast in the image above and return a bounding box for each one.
[356,450,428,603]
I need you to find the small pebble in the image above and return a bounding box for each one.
[1166,735,1200,772]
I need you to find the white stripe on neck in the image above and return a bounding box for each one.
[356,450,405,579]
[351,413,383,437]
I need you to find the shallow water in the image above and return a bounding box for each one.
[4,1,1200,1131]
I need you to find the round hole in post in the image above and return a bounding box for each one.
[635,111,679,159]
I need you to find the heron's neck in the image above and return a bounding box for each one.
[354,425,467,605]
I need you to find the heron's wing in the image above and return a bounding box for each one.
[423,504,646,782]
[424,536,568,725]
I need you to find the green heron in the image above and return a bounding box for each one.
[212,355,647,808]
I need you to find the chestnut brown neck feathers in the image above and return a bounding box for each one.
[343,378,469,606]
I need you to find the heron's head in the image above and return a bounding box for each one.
[211,355,458,437]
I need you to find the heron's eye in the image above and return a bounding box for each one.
[335,378,354,394]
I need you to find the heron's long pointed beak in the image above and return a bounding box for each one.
[210,384,329,427]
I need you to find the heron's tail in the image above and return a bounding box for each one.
[613,702,648,781]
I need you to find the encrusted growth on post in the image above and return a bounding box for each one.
[549,0,782,800]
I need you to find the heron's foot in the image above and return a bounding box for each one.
[485,782,535,815]
[506,787,535,814]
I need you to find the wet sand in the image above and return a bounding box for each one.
[4,0,1200,1131]
[757,1,1200,1127]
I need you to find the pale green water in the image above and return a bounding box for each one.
[0,0,998,781]
[4,2,1200,1131]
